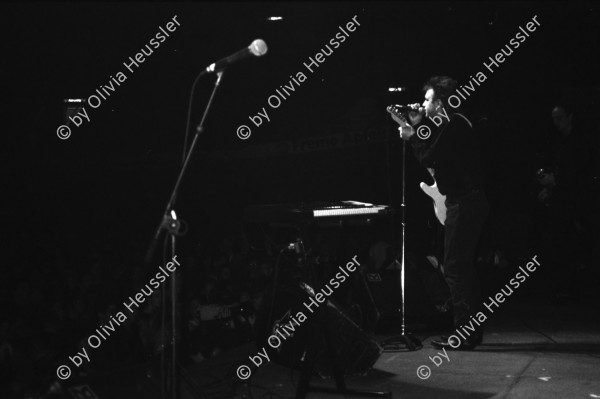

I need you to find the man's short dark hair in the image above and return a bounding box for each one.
[423,76,458,107]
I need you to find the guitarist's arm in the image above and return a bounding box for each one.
[408,119,441,168]
[393,111,443,169]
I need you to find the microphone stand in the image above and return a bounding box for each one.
[380,130,422,351]
[145,69,224,399]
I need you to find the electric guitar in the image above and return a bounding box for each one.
[421,169,446,225]
[387,105,447,225]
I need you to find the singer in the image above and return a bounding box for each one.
[392,76,489,350]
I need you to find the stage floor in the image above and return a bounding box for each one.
[232,299,600,399]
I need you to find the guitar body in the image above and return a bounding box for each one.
[419,180,446,226]
[385,105,448,226]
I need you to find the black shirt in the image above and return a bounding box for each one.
[410,113,485,197]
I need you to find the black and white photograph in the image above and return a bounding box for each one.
[2,1,599,398]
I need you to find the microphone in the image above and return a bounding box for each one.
[206,39,268,73]
[387,104,424,115]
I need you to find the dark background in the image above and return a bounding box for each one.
[3,1,598,262]
[1,1,599,393]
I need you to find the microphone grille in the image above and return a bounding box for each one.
[249,39,268,57]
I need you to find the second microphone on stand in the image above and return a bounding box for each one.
[205,39,268,73]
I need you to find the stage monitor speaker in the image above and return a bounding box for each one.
[256,281,382,377]
[313,300,382,377]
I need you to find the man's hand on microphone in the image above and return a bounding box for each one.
[407,108,424,125]
[391,112,416,141]
[398,125,415,140]
[391,112,408,127]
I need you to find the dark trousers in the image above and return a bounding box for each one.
[443,189,489,334]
